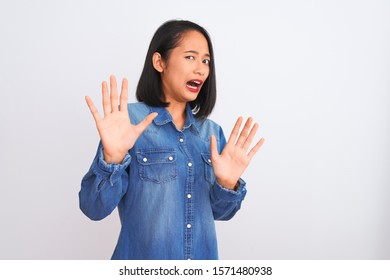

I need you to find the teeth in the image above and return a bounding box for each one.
[187,80,202,90]
[188,80,201,85]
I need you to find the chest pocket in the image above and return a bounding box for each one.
[137,149,178,183]
[201,153,215,185]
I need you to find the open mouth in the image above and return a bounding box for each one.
[186,79,203,92]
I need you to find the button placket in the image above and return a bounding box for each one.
[178,132,193,260]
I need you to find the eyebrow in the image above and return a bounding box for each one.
[184,50,210,57]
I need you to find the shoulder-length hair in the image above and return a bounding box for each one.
[136,20,216,119]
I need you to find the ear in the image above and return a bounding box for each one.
[152,52,165,73]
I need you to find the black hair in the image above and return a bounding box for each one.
[136,19,216,119]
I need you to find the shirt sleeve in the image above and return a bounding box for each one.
[209,125,248,220]
[210,178,247,220]
[79,142,131,221]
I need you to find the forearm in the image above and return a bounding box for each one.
[210,178,247,220]
[79,145,131,220]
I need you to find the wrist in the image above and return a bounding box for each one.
[103,150,127,164]
[217,179,240,191]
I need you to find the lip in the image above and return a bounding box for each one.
[186,79,203,93]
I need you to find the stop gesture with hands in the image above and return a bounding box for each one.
[85,76,264,186]
[210,117,265,190]
[85,75,158,164]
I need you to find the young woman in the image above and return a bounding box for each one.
[80,20,264,260]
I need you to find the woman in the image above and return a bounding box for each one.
[80,20,264,260]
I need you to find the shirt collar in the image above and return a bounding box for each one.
[149,103,200,134]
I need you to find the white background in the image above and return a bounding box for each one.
[0,0,389,259]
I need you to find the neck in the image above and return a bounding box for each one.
[166,102,187,131]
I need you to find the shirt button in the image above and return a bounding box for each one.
[187,162,193,167]
[179,138,184,143]
[187,224,192,229]
[168,156,174,161]
[208,159,211,163]
[187,194,192,199]
[143,157,148,162]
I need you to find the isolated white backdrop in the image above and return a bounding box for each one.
[0,0,389,259]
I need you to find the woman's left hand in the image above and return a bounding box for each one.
[210,117,265,190]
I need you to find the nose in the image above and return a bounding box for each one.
[194,63,207,76]
[194,70,204,76]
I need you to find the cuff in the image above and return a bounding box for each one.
[92,147,132,186]
[212,178,247,202]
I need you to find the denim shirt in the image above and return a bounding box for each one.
[79,102,247,260]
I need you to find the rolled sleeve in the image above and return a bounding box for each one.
[211,178,247,201]
[79,145,132,221]
[210,178,247,220]
[93,147,132,186]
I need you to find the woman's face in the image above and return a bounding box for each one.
[160,30,210,105]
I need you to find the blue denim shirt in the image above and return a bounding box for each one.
[79,102,247,260]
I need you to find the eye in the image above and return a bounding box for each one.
[185,56,195,60]
[203,59,210,65]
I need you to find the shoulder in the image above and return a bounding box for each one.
[194,117,225,141]
[127,102,150,124]
[127,102,149,113]
[195,117,221,131]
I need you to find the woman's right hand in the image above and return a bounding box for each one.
[85,75,158,164]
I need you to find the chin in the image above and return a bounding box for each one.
[185,91,200,101]
[185,96,198,103]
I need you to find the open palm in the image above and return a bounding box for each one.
[210,117,265,190]
[85,75,157,163]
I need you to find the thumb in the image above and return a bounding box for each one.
[136,112,158,134]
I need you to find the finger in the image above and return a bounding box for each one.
[110,75,119,112]
[242,123,259,151]
[235,117,253,148]
[210,135,220,162]
[134,112,158,135]
[85,96,102,124]
[247,138,265,160]
[102,81,111,116]
[119,78,129,112]
[227,116,243,146]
